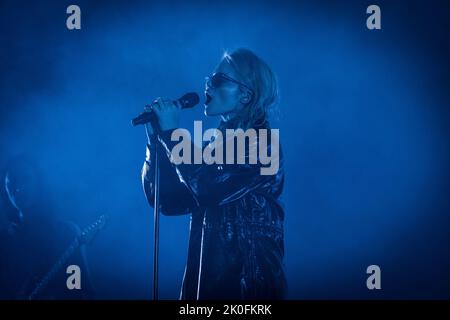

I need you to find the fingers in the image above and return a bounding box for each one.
[144,104,153,112]
[145,97,181,131]
[151,97,178,116]
[152,98,163,114]
[159,97,177,110]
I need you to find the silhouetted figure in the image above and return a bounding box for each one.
[0,156,94,300]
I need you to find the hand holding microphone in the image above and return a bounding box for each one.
[132,92,199,131]
[150,97,182,131]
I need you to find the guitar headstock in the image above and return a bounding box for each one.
[80,214,108,244]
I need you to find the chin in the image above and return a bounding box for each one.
[204,104,218,116]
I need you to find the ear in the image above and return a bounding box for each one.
[239,88,252,105]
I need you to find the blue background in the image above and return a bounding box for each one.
[1,0,450,299]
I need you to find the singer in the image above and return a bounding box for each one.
[141,48,286,300]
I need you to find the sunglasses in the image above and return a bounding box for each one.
[205,72,254,95]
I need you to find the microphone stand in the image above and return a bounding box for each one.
[145,114,161,301]
[133,95,198,300]
[153,140,160,301]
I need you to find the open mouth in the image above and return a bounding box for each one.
[205,92,212,105]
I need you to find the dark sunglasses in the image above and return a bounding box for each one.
[205,72,254,95]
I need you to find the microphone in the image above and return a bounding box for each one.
[131,92,199,126]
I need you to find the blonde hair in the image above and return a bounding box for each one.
[222,48,278,129]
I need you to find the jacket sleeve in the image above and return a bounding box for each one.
[156,129,277,207]
[142,134,197,215]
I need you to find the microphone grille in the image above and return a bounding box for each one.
[179,92,199,109]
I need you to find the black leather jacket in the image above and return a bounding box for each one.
[142,120,286,300]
